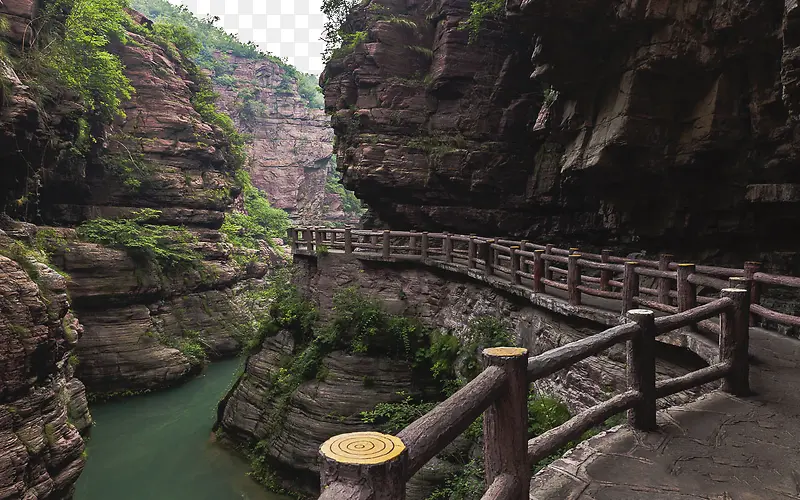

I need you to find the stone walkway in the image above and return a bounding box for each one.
[530,327,800,499]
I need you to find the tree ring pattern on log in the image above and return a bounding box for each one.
[320,432,405,464]
[483,347,528,357]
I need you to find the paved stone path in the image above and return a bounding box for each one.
[530,327,800,499]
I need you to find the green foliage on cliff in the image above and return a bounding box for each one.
[462,0,505,43]
[220,171,290,250]
[76,208,200,269]
[20,0,135,120]
[325,165,364,215]
[129,0,324,109]
[321,0,361,61]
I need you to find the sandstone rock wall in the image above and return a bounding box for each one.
[211,54,360,226]
[0,234,92,499]
[322,0,800,272]
[0,4,279,394]
[219,252,706,495]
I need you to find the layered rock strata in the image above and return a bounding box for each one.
[212,54,359,225]
[0,4,278,393]
[0,233,92,499]
[322,0,800,271]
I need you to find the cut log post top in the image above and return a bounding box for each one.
[319,432,408,500]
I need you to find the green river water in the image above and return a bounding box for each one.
[74,357,288,500]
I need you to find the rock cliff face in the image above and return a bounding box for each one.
[219,253,705,495]
[211,53,360,226]
[322,0,800,270]
[0,4,277,394]
[0,233,92,499]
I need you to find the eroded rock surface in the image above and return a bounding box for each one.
[0,6,279,393]
[0,244,92,499]
[322,0,800,270]
[212,53,359,226]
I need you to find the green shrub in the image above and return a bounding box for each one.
[325,165,364,215]
[457,316,513,382]
[32,0,135,120]
[361,392,436,434]
[461,0,505,43]
[220,171,290,249]
[321,0,361,61]
[297,72,324,109]
[76,208,200,269]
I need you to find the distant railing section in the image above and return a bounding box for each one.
[288,226,800,332]
[287,227,772,499]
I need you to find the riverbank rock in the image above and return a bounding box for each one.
[0,248,92,499]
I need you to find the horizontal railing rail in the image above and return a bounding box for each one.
[289,227,800,332]
[299,228,766,499]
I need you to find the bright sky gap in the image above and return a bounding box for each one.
[166,0,328,74]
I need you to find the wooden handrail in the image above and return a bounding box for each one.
[296,228,790,497]
[396,365,508,478]
[291,227,800,331]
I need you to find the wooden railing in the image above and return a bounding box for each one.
[288,226,800,333]
[315,294,750,499]
[286,227,795,498]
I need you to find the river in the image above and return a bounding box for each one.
[74,357,288,500]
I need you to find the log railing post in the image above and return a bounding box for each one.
[677,264,697,331]
[743,261,761,326]
[344,226,353,254]
[445,233,453,263]
[600,249,611,291]
[510,246,521,285]
[315,227,324,251]
[288,227,298,254]
[719,288,750,395]
[409,231,417,255]
[729,276,749,290]
[482,347,529,500]
[568,253,581,306]
[482,240,494,277]
[468,236,477,269]
[421,232,429,260]
[519,240,529,273]
[304,228,313,253]
[622,261,640,315]
[658,253,673,305]
[319,432,407,500]
[544,244,553,280]
[383,230,391,259]
[533,249,545,293]
[371,232,379,249]
[492,240,500,270]
[626,309,657,431]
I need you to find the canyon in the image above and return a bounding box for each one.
[4,0,800,499]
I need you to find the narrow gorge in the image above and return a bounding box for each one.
[3,0,800,499]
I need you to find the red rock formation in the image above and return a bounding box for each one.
[211,53,359,225]
[322,0,800,271]
[0,4,278,395]
[0,233,92,499]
